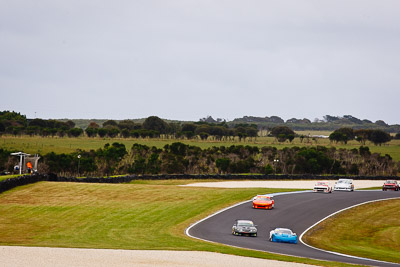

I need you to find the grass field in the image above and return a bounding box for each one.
[302,198,400,264]
[2,135,400,161]
[0,174,21,182]
[0,181,355,267]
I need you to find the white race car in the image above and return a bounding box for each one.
[334,179,354,191]
[313,181,332,193]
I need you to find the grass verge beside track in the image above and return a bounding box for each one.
[302,198,400,264]
[0,181,355,266]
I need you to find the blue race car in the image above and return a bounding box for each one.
[269,228,297,244]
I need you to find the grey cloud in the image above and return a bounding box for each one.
[1,1,399,123]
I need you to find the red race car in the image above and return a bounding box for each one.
[252,195,274,209]
[382,180,399,191]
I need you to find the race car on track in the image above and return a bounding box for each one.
[334,179,354,191]
[252,195,274,209]
[269,228,297,244]
[382,180,399,191]
[232,220,257,237]
[313,181,333,193]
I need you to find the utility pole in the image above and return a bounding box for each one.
[77,155,81,176]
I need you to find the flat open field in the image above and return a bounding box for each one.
[303,198,400,263]
[2,135,400,161]
[0,181,352,266]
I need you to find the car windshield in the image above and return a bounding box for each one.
[316,182,327,186]
[256,197,270,200]
[237,221,254,227]
[386,180,396,184]
[277,229,292,235]
[338,179,351,184]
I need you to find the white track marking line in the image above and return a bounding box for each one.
[299,196,400,266]
[185,191,327,261]
[186,190,400,265]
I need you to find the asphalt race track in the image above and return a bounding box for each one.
[188,190,400,266]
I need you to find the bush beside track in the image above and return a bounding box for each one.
[0,173,397,194]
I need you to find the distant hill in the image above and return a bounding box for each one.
[229,115,400,133]
[2,110,395,133]
[56,114,400,133]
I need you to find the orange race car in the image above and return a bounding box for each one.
[252,195,274,209]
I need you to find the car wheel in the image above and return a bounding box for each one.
[269,236,272,242]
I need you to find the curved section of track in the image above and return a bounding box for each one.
[187,190,400,266]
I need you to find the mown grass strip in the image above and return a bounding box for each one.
[302,198,400,264]
[0,181,356,266]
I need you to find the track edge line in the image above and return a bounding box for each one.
[299,196,400,266]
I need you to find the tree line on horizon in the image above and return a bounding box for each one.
[230,114,400,132]
[0,111,258,141]
[1,111,399,142]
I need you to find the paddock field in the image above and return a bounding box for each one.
[2,134,400,161]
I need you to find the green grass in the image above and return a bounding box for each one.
[2,134,400,161]
[0,181,355,266]
[357,187,382,190]
[302,198,400,263]
[0,174,23,182]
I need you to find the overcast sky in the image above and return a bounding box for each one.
[1,1,399,124]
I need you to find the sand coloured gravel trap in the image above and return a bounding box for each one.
[0,246,313,267]
[182,180,386,189]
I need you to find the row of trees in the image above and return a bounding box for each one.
[0,112,259,141]
[329,128,392,145]
[84,117,259,141]
[2,111,399,144]
[0,111,79,137]
[2,143,398,177]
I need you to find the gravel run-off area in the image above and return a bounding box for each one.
[1,246,313,267]
[1,180,387,267]
[182,180,386,189]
